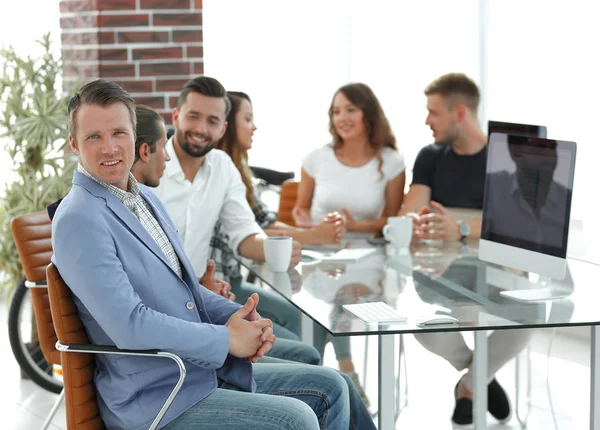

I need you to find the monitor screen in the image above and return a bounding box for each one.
[481,133,576,258]
[488,120,547,139]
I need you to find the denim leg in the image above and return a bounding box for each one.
[313,325,352,361]
[272,322,300,341]
[231,278,302,337]
[264,338,322,365]
[331,337,352,360]
[162,387,319,430]
[252,362,351,430]
[338,371,377,430]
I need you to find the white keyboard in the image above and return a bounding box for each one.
[342,302,407,323]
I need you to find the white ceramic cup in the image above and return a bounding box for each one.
[271,272,293,297]
[263,237,293,272]
[383,216,413,249]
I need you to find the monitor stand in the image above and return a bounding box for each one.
[499,273,570,302]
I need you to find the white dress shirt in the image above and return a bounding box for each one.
[152,139,263,278]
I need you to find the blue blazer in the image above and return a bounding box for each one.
[52,172,255,430]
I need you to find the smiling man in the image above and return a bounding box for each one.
[152,77,306,342]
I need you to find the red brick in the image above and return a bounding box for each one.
[100,49,128,61]
[169,96,179,108]
[186,45,203,58]
[99,63,135,77]
[97,0,136,11]
[62,31,116,45]
[117,31,169,44]
[160,112,173,125]
[156,78,189,92]
[62,49,97,62]
[59,0,95,13]
[140,0,189,9]
[113,80,154,93]
[62,48,126,62]
[154,13,202,26]
[173,30,202,43]
[132,47,182,60]
[60,15,99,30]
[99,14,149,28]
[140,62,190,76]
[62,32,98,45]
[195,0,202,8]
[99,32,116,44]
[134,96,165,110]
[64,64,99,78]
[193,62,203,75]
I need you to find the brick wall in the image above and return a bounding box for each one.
[59,0,203,124]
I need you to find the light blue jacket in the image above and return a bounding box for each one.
[52,172,255,429]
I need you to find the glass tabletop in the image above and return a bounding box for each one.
[238,237,600,336]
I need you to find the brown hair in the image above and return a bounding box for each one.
[177,76,231,117]
[134,104,164,163]
[216,91,257,209]
[424,73,480,114]
[68,79,136,140]
[328,83,397,179]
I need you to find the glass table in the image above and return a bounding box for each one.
[238,238,600,429]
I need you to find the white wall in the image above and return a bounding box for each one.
[204,0,480,182]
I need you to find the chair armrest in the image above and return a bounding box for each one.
[55,341,186,430]
[25,280,48,288]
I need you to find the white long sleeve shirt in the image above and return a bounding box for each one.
[152,139,262,278]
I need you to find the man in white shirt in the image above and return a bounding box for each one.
[152,76,305,344]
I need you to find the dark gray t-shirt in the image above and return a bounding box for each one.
[411,143,488,209]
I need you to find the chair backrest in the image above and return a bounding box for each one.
[277,180,299,226]
[47,263,105,430]
[10,211,59,365]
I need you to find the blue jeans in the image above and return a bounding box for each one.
[313,326,352,361]
[163,363,376,430]
[231,277,302,338]
[266,337,321,365]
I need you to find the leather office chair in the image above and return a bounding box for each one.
[46,263,187,430]
[11,210,63,429]
[276,180,299,226]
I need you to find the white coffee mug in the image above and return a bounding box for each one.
[263,237,293,272]
[383,216,412,249]
[271,272,293,297]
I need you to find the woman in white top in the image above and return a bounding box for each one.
[292,82,406,407]
[293,82,406,234]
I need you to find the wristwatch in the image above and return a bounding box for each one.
[458,221,471,241]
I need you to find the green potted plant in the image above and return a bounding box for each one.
[0,33,76,298]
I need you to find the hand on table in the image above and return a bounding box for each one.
[412,201,460,241]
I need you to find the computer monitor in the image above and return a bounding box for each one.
[479,133,577,280]
[488,120,548,139]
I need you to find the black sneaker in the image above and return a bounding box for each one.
[451,380,473,427]
[488,378,512,423]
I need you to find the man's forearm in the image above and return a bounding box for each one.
[237,233,267,261]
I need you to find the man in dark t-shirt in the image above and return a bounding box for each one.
[399,73,488,242]
[399,73,532,427]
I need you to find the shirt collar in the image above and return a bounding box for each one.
[163,136,211,182]
[77,163,140,202]
[163,137,184,179]
[509,172,562,207]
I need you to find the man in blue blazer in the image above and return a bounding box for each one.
[52,80,375,429]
